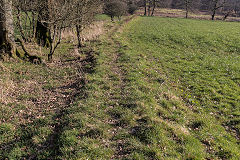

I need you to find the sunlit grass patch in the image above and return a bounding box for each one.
[112,16,240,159]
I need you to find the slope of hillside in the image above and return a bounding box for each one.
[57,16,240,159]
[1,16,240,159]
[114,17,240,159]
[108,16,240,159]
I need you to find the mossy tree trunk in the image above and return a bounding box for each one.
[0,0,15,59]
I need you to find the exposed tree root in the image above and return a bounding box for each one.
[16,38,42,64]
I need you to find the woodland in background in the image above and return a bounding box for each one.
[0,0,141,62]
[1,0,240,63]
[140,0,240,19]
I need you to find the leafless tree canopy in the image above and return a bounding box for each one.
[0,0,103,61]
[140,0,240,19]
[1,0,240,61]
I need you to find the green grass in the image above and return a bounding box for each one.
[57,16,240,159]
[95,14,111,21]
[0,41,78,159]
[111,16,240,159]
[1,16,240,159]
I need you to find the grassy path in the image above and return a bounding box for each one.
[106,32,128,159]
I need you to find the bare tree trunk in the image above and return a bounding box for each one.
[211,1,217,20]
[186,0,189,19]
[111,15,114,21]
[186,9,189,18]
[76,25,82,48]
[35,0,52,47]
[48,29,61,62]
[32,11,36,40]
[151,0,156,16]
[0,0,15,58]
[223,11,231,20]
[212,9,216,20]
[211,0,224,20]
[16,8,27,42]
[148,0,151,16]
[0,1,5,49]
[144,0,147,16]
[35,20,51,47]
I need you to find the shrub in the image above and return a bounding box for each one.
[128,3,138,15]
[104,1,127,21]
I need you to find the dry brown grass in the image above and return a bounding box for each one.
[61,29,76,41]
[0,19,104,123]
[61,21,105,43]
[82,21,105,41]
[0,63,15,105]
[0,77,15,105]
[25,43,47,57]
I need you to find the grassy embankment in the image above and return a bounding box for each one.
[1,15,240,159]
[105,16,240,159]
[54,16,240,159]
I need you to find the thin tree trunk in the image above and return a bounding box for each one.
[32,11,36,40]
[48,52,53,62]
[35,0,51,47]
[76,25,82,48]
[144,0,147,16]
[212,10,216,20]
[151,0,156,16]
[48,29,61,62]
[212,2,217,20]
[223,11,230,20]
[16,8,27,42]
[35,17,51,47]
[185,1,189,18]
[148,0,151,16]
